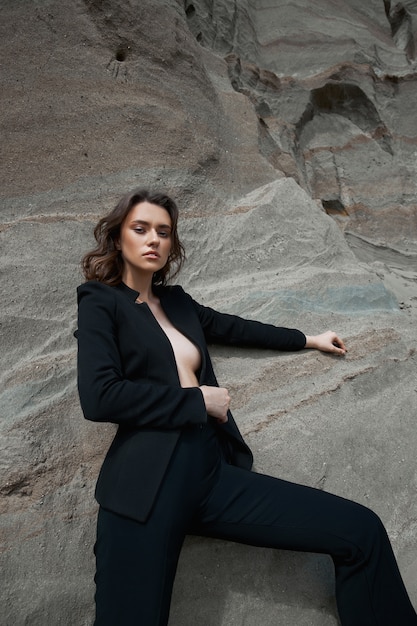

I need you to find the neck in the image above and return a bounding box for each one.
[121,270,156,303]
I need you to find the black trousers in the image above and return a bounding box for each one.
[94,423,417,626]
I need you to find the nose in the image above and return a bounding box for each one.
[148,229,160,246]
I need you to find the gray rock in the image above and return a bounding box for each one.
[1,0,416,624]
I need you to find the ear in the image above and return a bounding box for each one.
[114,237,121,251]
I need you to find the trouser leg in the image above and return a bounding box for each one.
[94,507,185,626]
[193,464,417,626]
[94,424,222,626]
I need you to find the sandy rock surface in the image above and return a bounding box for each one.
[1,1,416,624]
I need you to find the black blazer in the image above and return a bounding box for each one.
[75,280,306,522]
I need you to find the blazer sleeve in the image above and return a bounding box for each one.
[75,282,207,428]
[187,292,306,351]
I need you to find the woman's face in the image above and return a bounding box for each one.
[118,201,172,280]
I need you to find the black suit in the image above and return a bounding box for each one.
[76,280,306,522]
[75,281,417,626]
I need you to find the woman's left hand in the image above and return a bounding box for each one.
[304,331,347,355]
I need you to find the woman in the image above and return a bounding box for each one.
[76,188,417,625]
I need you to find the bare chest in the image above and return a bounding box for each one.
[147,301,201,387]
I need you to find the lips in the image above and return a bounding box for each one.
[143,251,160,258]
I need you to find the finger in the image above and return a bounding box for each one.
[332,336,347,352]
[216,414,228,424]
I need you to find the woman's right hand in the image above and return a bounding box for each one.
[199,385,230,423]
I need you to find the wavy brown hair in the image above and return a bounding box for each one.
[82,188,185,286]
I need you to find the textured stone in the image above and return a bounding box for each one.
[1,0,416,624]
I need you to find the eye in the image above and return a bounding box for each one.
[133,227,145,234]
[158,231,170,238]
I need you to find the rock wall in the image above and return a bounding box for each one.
[1,1,416,624]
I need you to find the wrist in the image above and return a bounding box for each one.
[304,335,315,349]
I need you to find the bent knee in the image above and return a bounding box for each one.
[345,503,389,561]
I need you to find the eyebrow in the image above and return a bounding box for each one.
[130,219,172,230]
